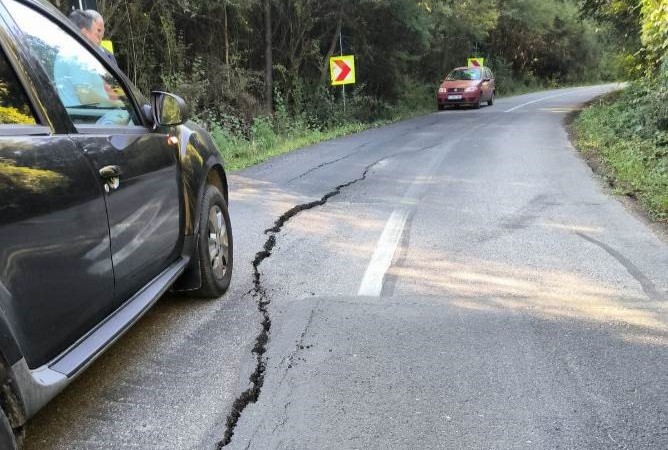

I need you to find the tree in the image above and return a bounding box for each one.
[264,0,273,113]
[640,0,668,67]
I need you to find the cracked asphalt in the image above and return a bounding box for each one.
[25,85,668,450]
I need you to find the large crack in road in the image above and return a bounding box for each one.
[217,141,452,448]
[216,163,377,448]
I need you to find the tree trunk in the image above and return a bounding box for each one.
[321,13,343,85]
[264,0,273,114]
[224,3,229,66]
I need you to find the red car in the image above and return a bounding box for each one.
[437,66,496,110]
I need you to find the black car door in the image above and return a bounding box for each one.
[0,22,114,368]
[6,0,184,306]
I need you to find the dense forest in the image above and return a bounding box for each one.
[49,0,666,143]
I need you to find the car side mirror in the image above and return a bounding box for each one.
[150,91,189,126]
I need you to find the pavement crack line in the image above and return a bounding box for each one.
[216,160,380,448]
[286,118,447,184]
[286,142,370,183]
[218,141,455,447]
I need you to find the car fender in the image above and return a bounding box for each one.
[174,123,228,235]
[172,124,228,292]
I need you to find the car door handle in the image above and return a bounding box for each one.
[99,165,121,179]
[99,165,121,191]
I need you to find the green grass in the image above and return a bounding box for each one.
[572,89,668,223]
[213,122,368,171]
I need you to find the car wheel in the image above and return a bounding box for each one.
[488,92,494,106]
[437,104,445,111]
[193,185,233,298]
[0,409,17,450]
[473,98,481,109]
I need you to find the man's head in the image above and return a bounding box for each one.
[68,9,105,46]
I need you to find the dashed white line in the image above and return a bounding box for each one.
[357,208,410,296]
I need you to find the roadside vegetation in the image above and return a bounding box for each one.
[573,0,667,223]
[574,71,668,223]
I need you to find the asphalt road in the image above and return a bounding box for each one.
[24,85,667,450]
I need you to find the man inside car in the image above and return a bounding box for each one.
[53,9,128,124]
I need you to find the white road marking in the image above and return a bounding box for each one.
[357,208,410,296]
[355,137,466,297]
[504,88,589,112]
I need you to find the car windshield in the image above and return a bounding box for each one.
[446,69,481,81]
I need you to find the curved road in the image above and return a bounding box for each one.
[25,85,667,450]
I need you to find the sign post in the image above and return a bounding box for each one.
[467,57,485,68]
[340,31,345,111]
[331,30,356,112]
[330,55,355,112]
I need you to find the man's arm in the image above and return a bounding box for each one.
[73,83,123,107]
[53,55,123,107]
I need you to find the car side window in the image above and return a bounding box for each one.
[4,0,138,127]
[0,47,38,126]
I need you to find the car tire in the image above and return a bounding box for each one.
[473,98,481,109]
[437,104,445,111]
[192,185,233,298]
[488,92,494,106]
[0,409,17,450]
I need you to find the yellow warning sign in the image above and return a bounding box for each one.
[330,55,356,86]
[467,58,484,68]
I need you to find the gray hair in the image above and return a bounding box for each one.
[68,9,103,31]
[85,9,103,23]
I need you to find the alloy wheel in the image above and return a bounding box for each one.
[207,205,229,279]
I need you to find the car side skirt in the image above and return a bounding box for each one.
[12,256,189,419]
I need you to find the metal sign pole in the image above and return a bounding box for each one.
[340,30,346,113]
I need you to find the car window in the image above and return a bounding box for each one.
[446,69,481,81]
[4,0,138,127]
[0,47,38,125]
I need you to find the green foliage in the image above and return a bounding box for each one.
[83,0,622,122]
[0,106,35,125]
[250,115,277,151]
[640,0,668,66]
[574,78,668,222]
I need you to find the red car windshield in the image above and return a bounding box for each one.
[446,69,481,81]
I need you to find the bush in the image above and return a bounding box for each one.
[574,76,668,222]
[250,115,277,151]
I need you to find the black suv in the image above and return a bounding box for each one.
[0,0,233,447]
